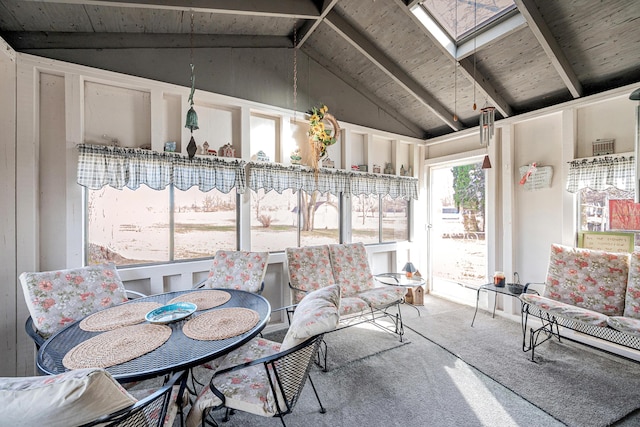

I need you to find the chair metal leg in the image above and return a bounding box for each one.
[307,376,327,414]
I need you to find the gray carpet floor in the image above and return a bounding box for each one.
[182,294,640,427]
[403,296,640,427]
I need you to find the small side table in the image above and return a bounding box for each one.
[471,283,538,326]
[374,273,425,316]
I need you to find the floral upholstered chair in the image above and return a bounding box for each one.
[328,242,406,312]
[202,250,269,294]
[285,245,336,304]
[186,285,341,427]
[0,368,186,427]
[19,263,141,347]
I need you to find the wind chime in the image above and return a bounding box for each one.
[185,12,199,159]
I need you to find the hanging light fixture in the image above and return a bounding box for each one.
[185,11,198,159]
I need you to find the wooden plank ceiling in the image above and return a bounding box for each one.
[0,0,638,139]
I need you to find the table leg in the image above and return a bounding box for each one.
[471,288,481,326]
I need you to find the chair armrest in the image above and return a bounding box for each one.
[524,282,544,295]
[81,370,187,427]
[125,289,147,299]
[211,334,322,378]
[192,278,207,289]
[287,282,309,296]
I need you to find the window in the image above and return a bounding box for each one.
[352,194,380,244]
[569,155,638,249]
[79,144,244,266]
[420,0,516,42]
[300,191,340,246]
[577,188,640,249]
[87,186,237,266]
[382,195,409,242]
[250,188,298,252]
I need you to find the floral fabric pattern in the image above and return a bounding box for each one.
[357,286,406,308]
[204,250,269,293]
[520,293,610,327]
[281,284,340,350]
[19,264,128,337]
[545,244,629,316]
[186,337,283,427]
[339,296,369,315]
[328,242,375,297]
[607,316,640,337]
[286,245,336,304]
[624,251,640,319]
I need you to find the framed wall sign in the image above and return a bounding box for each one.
[577,231,634,253]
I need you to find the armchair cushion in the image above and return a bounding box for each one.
[520,293,610,327]
[328,242,375,296]
[203,250,269,293]
[281,284,341,351]
[545,244,629,316]
[19,263,128,337]
[607,316,640,337]
[286,245,336,303]
[186,337,283,427]
[0,368,136,427]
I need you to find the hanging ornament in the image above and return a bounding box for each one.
[479,105,495,147]
[184,12,199,159]
[187,135,197,158]
[185,64,199,133]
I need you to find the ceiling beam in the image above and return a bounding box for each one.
[296,0,339,48]
[1,32,291,49]
[458,57,513,117]
[325,10,463,131]
[396,0,512,117]
[21,0,321,18]
[514,0,582,98]
[302,45,427,138]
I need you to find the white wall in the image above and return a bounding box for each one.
[0,37,18,377]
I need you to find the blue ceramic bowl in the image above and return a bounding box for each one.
[145,302,197,324]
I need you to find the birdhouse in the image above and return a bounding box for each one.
[412,285,424,306]
[404,289,413,305]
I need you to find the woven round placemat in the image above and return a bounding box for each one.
[79,302,163,332]
[183,307,260,341]
[168,290,231,311]
[63,323,172,369]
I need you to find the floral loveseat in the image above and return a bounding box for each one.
[285,242,406,367]
[520,243,640,361]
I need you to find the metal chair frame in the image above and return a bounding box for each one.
[521,300,640,362]
[80,370,187,427]
[200,334,326,427]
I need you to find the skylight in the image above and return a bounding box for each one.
[418,0,517,43]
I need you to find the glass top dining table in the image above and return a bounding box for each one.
[37,289,271,383]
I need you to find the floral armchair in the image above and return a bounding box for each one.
[186,285,341,427]
[201,250,269,294]
[19,263,137,345]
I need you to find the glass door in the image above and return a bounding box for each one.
[428,160,487,300]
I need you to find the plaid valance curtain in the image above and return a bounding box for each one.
[248,162,418,199]
[77,144,246,193]
[566,156,635,193]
